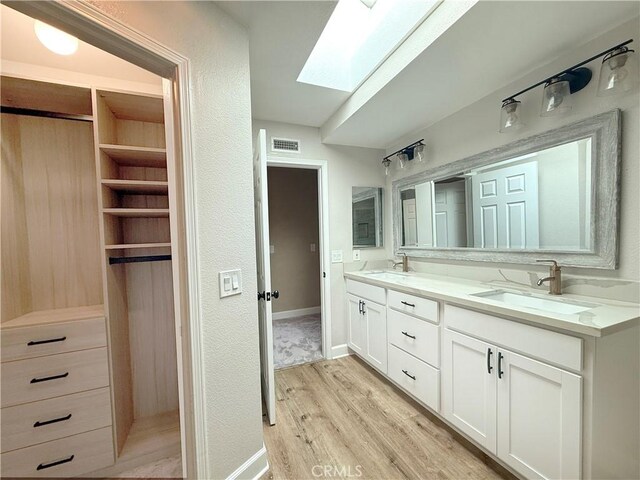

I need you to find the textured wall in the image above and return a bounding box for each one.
[89,2,264,478]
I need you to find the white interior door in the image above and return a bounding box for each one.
[434,181,468,247]
[403,199,417,246]
[253,129,275,426]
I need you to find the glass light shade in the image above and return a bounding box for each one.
[540,78,572,117]
[414,144,425,162]
[397,152,408,169]
[34,20,78,55]
[499,99,524,133]
[382,158,391,176]
[597,47,638,97]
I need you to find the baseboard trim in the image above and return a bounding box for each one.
[226,444,269,480]
[272,306,320,321]
[331,343,351,359]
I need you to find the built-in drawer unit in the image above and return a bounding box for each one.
[388,344,440,411]
[388,309,440,368]
[388,289,438,324]
[1,317,107,362]
[1,347,110,408]
[1,387,112,453]
[0,426,114,478]
[346,279,386,305]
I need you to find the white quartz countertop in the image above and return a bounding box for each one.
[344,270,640,337]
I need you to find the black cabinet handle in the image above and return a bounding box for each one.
[361,301,366,314]
[37,455,74,471]
[401,331,416,339]
[498,352,504,379]
[358,300,362,314]
[31,372,69,384]
[34,414,72,428]
[27,336,66,346]
[402,369,416,380]
[401,301,416,308]
[487,348,493,374]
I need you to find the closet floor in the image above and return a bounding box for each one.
[273,314,323,369]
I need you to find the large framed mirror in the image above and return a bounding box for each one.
[353,187,383,248]
[393,110,620,268]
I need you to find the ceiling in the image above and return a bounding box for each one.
[219,1,640,149]
[0,4,160,85]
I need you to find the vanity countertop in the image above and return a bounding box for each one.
[344,270,639,337]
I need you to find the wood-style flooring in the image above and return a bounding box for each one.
[262,355,514,480]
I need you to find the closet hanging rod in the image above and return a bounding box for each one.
[0,106,93,122]
[109,254,172,265]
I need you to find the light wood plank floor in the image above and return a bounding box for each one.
[262,355,514,480]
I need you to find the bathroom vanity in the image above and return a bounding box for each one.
[344,270,639,480]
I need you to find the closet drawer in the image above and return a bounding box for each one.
[1,387,112,453]
[388,290,438,324]
[1,317,107,362]
[1,426,114,478]
[346,279,386,304]
[1,348,110,408]
[388,309,440,368]
[388,344,440,412]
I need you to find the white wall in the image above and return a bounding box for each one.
[384,17,640,299]
[88,2,265,478]
[252,120,385,350]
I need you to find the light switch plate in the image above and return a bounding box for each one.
[331,250,343,263]
[270,245,275,254]
[353,250,361,261]
[219,269,242,298]
[310,243,316,252]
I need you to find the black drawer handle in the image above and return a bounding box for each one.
[34,413,72,428]
[401,331,416,339]
[401,301,416,308]
[487,348,493,374]
[402,369,416,380]
[498,352,504,379]
[31,372,69,384]
[37,455,74,471]
[27,336,67,346]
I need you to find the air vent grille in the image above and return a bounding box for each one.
[271,137,301,153]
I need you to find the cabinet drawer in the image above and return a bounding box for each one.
[346,279,386,304]
[1,348,110,408]
[388,309,440,368]
[1,387,112,453]
[388,290,438,324]
[388,344,440,412]
[1,317,107,362]
[1,426,114,478]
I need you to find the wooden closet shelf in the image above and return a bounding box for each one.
[2,305,105,329]
[100,144,166,167]
[101,179,169,195]
[103,208,169,218]
[105,243,171,250]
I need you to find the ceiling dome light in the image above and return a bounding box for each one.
[597,46,638,96]
[34,20,78,56]
[499,98,524,133]
[540,77,572,117]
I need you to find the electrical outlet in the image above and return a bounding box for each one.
[353,250,361,261]
[310,243,316,252]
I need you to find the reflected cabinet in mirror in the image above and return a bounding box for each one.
[393,110,620,268]
[353,187,383,248]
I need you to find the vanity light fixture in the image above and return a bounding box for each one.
[381,139,425,175]
[34,20,78,56]
[499,38,635,132]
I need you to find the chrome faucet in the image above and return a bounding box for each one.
[536,260,562,295]
[391,253,409,272]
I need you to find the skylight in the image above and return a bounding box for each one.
[298,0,441,92]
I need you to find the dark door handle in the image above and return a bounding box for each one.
[498,352,504,379]
[401,301,416,308]
[257,291,265,301]
[34,414,72,428]
[271,290,279,299]
[37,455,74,471]
[31,372,69,384]
[402,369,416,380]
[401,331,416,339]
[27,336,66,346]
[487,348,493,374]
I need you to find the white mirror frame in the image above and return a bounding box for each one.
[392,110,621,269]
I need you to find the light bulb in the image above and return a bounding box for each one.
[414,144,425,162]
[540,78,571,117]
[34,20,78,56]
[499,98,523,133]
[598,47,638,97]
[397,152,408,169]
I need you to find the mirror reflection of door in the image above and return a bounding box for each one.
[433,179,467,248]
[403,198,417,246]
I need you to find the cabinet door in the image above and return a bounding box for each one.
[347,294,364,356]
[363,300,387,374]
[442,329,497,453]
[497,349,581,480]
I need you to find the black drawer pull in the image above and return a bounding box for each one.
[34,413,72,428]
[31,372,69,384]
[401,331,416,339]
[487,348,493,374]
[498,352,504,379]
[27,336,67,346]
[402,369,416,380]
[37,455,74,471]
[401,301,416,308]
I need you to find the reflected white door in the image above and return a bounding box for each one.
[253,129,275,425]
[403,199,417,246]
[472,162,539,249]
[434,181,467,247]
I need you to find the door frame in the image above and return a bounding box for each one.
[266,156,332,361]
[5,1,204,478]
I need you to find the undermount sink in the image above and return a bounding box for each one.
[365,270,409,281]
[473,290,598,315]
